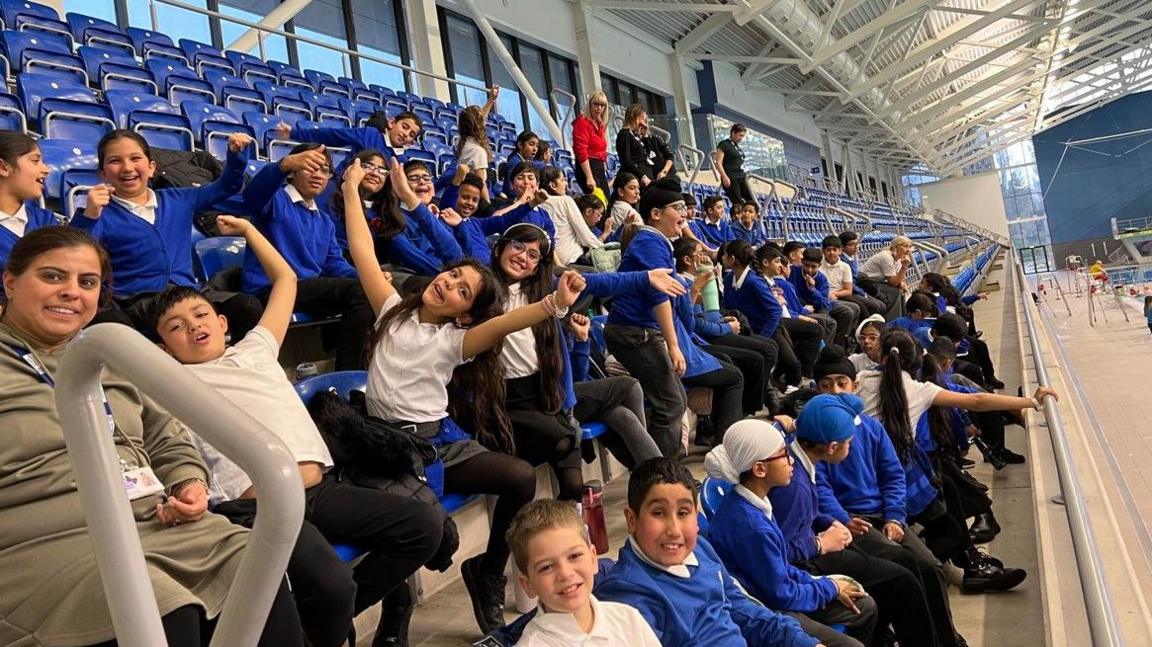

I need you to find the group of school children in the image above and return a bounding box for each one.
[0,88,1056,647]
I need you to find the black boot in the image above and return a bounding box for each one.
[958,548,1026,593]
[999,447,1026,464]
[969,512,1001,544]
[373,585,414,647]
[461,554,507,634]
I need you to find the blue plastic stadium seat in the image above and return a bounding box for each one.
[700,476,731,520]
[203,68,266,115]
[39,138,97,202]
[581,422,608,441]
[18,73,113,139]
[60,166,102,221]
[4,1,70,45]
[126,26,173,55]
[340,98,381,127]
[303,68,349,99]
[1,0,56,27]
[192,236,244,284]
[105,89,194,151]
[180,101,253,159]
[0,90,25,132]
[146,58,216,106]
[293,370,367,405]
[2,29,85,83]
[66,12,132,54]
[243,111,285,155]
[223,49,276,85]
[264,59,312,91]
[178,38,233,76]
[255,79,311,124]
[78,45,157,94]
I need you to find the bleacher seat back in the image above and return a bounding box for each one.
[126,26,172,51]
[39,139,96,201]
[1,0,56,27]
[0,91,24,131]
[700,476,732,520]
[105,89,193,151]
[193,235,245,284]
[293,370,368,407]
[60,167,102,221]
[66,12,131,52]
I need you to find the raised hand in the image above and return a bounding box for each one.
[646,268,688,297]
[85,184,115,219]
[227,132,254,153]
[555,270,587,308]
[215,214,250,236]
[342,157,366,187]
[439,207,463,227]
[567,312,591,342]
[279,146,328,174]
[273,122,292,140]
[388,157,419,206]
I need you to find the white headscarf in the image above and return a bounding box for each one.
[704,419,787,485]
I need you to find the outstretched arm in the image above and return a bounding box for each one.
[462,270,586,359]
[343,158,397,314]
[216,215,296,346]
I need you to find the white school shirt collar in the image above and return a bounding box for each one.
[627,536,699,578]
[111,189,159,224]
[384,130,406,156]
[529,595,614,642]
[0,202,28,236]
[733,265,751,289]
[790,439,817,483]
[734,484,773,520]
[284,184,319,212]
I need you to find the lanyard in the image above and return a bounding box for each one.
[3,341,118,431]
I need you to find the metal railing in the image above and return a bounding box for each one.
[1012,248,1124,647]
[677,144,705,187]
[549,88,577,150]
[54,324,304,647]
[148,0,487,94]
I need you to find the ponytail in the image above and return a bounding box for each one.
[877,330,920,461]
[920,349,958,458]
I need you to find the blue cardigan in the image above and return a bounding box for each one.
[607,226,673,330]
[595,537,818,647]
[450,203,556,266]
[499,152,546,197]
[671,278,722,378]
[887,317,932,333]
[373,204,464,275]
[767,446,839,564]
[774,275,808,316]
[693,218,735,248]
[240,162,356,294]
[788,265,832,311]
[841,253,867,296]
[817,414,908,525]
[710,490,839,613]
[723,268,783,338]
[692,304,735,340]
[0,201,58,268]
[73,149,247,297]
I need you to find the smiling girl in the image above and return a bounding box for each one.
[0,132,56,269]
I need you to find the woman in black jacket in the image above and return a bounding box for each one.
[615,103,655,186]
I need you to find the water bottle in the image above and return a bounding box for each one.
[295,362,318,379]
[582,481,609,555]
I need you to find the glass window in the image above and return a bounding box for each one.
[549,55,574,95]
[444,14,488,107]
[519,43,551,139]
[709,115,788,180]
[65,0,117,23]
[293,0,349,77]
[127,0,212,47]
[352,0,406,92]
[219,0,289,62]
[600,74,618,104]
[488,35,523,130]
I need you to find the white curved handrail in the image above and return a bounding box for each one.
[54,324,304,647]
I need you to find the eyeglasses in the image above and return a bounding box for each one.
[666,202,688,214]
[591,101,608,108]
[406,174,433,184]
[311,166,333,177]
[763,452,793,464]
[509,240,542,263]
[361,162,387,176]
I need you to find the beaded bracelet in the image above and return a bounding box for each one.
[541,293,569,319]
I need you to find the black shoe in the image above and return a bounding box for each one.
[959,456,976,468]
[988,377,1005,390]
[961,560,1027,593]
[373,585,413,647]
[999,447,1026,464]
[969,512,1001,544]
[461,555,507,634]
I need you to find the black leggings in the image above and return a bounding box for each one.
[705,343,764,416]
[682,358,744,442]
[282,277,375,370]
[779,317,825,379]
[772,328,802,386]
[506,375,583,502]
[708,333,778,412]
[85,581,302,647]
[444,451,536,577]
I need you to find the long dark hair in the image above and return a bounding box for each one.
[97,129,153,168]
[877,329,921,462]
[489,224,563,414]
[0,131,38,167]
[919,336,958,458]
[922,272,960,306]
[4,226,114,307]
[372,159,432,240]
[721,239,754,272]
[606,172,638,211]
[329,149,387,226]
[673,236,700,273]
[368,259,515,453]
[541,166,565,196]
[455,106,492,162]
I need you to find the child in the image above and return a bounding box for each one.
[692,196,734,248]
[706,419,877,647]
[603,179,690,458]
[605,172,641,233]
[538,167,604,267]
[534,140,552,165]
[439,165,487,221]
[0,132,56,268]
[577,193,614,242]
[886,291,937,333]
[343,158,587,633]
[754,245,828,381]
[326,148,389,249]
[798,247,860,349]
[782,242,838,346]
[276,109,422,163]
[849,316,885,373]
[731,200,766,247]
[151,214,442,647]
[440,162,555,266]
[79,130,262,339]
[502,130,546,197]
[820,235,885,318]
[595,457,820,647]
[1145,296,1152,336]
[241,142,373,370]
[507,499,662,646]
[455,92,499,200]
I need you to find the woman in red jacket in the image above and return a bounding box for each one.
[572,90,610,197]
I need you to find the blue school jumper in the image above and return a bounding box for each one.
[671,280,722,379]
[449,203,556,265]
[374,204,464,275]
[723,267,783,337]
[607,225,673,330]
[841,253,867,297]
[732,221,767,247]
[694,217,735,248]
[691,303,733,340]
[595,537,818,647]
[499,152,547,197]
[0,201,58,268]
[768,445,840,564]
[816,414,908,525]
[774,276,807,316]
[73,150,247,297]
[788,265,832,310]
[887,316,932,333]
[240,163,356,294]
[290,123,411,215]
[710,489,839,612]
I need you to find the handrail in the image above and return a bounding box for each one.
[915,239,949,273]
[1011,248,1124,647]
[748,173,788,239]
[54,324,304,647]
[549,88,577,150]
[149,0,487,93]
[677,144,705,187]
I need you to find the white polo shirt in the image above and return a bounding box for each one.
[517,595,661,646]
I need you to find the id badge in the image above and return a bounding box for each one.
[123,466,166,501]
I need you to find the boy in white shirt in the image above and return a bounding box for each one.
[508,500,661,646]
[151,215,443,647]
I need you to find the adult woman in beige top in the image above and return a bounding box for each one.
[0,227,301,647]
